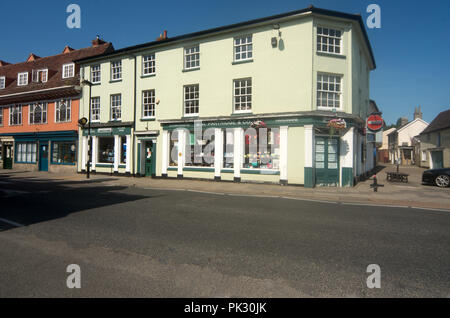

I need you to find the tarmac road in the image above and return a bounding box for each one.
[0,175,449,297]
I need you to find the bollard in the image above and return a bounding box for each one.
[370,174,384,192]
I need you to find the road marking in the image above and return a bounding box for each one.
[143,187,450,212]
[0,218,24,227]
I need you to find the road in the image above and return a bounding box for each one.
[0,173,449,297]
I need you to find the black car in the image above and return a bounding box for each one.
[422,168,450,188]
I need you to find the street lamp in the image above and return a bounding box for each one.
[81,79,93,179]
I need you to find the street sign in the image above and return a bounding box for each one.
[367,114,383,132]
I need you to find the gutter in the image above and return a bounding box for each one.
[0,85,78,99]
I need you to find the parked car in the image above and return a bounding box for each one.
[422,168,450,188]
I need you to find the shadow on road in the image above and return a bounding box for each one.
[0,173,152,230]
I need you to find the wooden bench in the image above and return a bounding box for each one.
[386,172,409,183]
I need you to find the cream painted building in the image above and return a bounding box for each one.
[76,7,376,187]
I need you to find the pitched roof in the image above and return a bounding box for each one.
[0,42,114,105]
[397,118,429,133]
[421,109,450,134]
[75,6,376,69]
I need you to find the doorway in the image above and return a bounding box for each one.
[39,142,49,172]
[144,140,156,177]
[3,145,13,169]
[315,137,339,186]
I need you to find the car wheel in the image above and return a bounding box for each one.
[435,175,450,188]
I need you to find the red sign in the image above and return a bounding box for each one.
[367,114,383,132]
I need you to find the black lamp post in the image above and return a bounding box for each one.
[81,79,93,179]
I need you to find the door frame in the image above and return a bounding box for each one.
[39,141,49,172]
[314,135,340,187]
[139,138,157,177]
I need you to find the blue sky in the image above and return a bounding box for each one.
[1,0,449,125]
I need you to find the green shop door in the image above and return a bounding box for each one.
[144,141,156,177]
[315,137,339,186]
[3,145,13,169]
[39,142,49,172]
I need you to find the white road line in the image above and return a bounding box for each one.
[0,218,24,227]
[143,187,450,212]
[410,206,450,213]
[341,202,410,209]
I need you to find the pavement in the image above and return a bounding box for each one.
[1,164,449,211]
[0,172,449,297]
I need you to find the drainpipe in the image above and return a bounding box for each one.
[132,55,137,176]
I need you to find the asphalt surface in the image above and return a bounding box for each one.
[0,172,449,297]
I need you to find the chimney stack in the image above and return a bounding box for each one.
[414,105,423,120]
[92,35,106,47]
[156,30,168,41]
[0,60,10,67]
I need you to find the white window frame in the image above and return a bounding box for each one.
[142,54,155,75]
[111,60,122,81]
[62,63,75,79]
[9,105,22,126]
[29,102,48,125]
[34,69,48,83]
[0,76,5,89]
[317,26,343,55]
[91,65,101,84]
[234,35,253,62]
[233,78,252,113]
[183,84,199,117]
[142,90,156,119]
[18,72,28,86]
[316,73,343,111]
[91,97,100,122]
[55,99,71,123]
[110,94,122,121]
[184,45,200,70]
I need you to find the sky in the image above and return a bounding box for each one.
[0,0,449,125]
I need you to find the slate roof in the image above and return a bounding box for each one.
[0,42,114,105]
[421,109,450,134]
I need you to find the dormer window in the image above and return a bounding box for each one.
[18,72,28,86]
[32,69,48,83]
[62,63,75,79]
[0,76,5,89]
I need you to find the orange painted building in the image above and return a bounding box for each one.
[0,39,113,172]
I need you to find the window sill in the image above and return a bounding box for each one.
[182,115,199,119]
[108,120,122,123]
[29,123,48,126]
[241,169,280,175]
[15,161,36,164]
[231,112,252,117]
[141,73,156,78]
[183,167,214,172]
[232,59,253,65]
[141,117,156,122]
[109,79,122,83]
[182,67,200,73]
[96,163,114,167]
[316,51,346,59]
[55,120,72,124]
[51,162,76,166]
[317,107,343,112]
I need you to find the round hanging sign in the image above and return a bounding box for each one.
[366,114,383,132]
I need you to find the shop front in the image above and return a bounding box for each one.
[158,114,364,187]
[8,131,78,173]
[80,125,132,175]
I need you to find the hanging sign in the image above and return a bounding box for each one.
[366,114,383,132]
